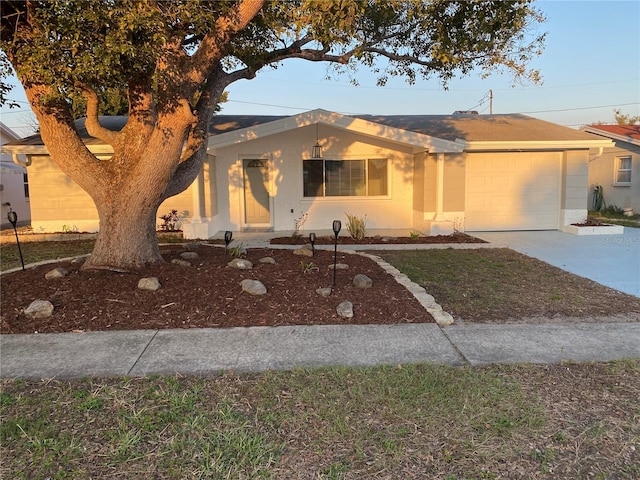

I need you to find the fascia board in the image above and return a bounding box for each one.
[461,139,615,151]
[582,127,640,147]
[0,124,19,141]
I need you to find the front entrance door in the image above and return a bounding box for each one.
[243,159,271,225]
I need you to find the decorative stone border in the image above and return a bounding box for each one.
[355,251,455,326]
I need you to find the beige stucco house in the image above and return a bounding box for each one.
[2,109,613,238]
[582,124,639,214]
[0,122,30,229]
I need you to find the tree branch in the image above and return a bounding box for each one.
[76,83,120,146]
[187,0,266,86]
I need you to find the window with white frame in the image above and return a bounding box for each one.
[303,158,388,197]
[615,156,632,185]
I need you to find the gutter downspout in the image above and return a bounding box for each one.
[12,153,32,167]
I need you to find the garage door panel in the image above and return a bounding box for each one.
[465,153,561,231]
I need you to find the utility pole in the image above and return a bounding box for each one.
[489,89,493,114]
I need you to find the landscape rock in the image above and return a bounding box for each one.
[183,242,202,251]
[45,267,69,279]
[293,246,313,257]
[138,277,161,291]
[328,263,349,270]
[336,301,354,318]
[228,258,253,269]
[316,287,332,297]
[171,259,191,267]
[241,279,267,295]
[259,256,277,264]
[24,300,54,319]
[353,274,373,288]
[70,256,87,264]
[180,251,199,260]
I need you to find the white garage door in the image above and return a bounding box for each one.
[465,152,561,231]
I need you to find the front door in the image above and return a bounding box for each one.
[243,159,271,225]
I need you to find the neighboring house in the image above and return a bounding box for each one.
[1,109,613,238]
[0,122,30,229]
[582,124,640,214]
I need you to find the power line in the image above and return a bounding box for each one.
[520,102,639,114]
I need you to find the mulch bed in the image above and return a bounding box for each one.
[271,232,486,245]
[0,245,433,335]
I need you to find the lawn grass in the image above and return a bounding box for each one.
[0,240,96,272]
[1,361,639,478]
[588,209,640,228]
[376,248,640,321]
[0,234,183,272]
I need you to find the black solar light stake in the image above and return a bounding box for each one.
[7,209,24,271]
[309,232,316,256]
[223,230,233,263]
[332,220,341,286]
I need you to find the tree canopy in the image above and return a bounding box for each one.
[2,1,545,114]
[0,0,546,270]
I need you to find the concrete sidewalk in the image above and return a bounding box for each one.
[2,322,639,379]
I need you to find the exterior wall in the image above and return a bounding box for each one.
[443,153,466,215]
[561,150,590,225]
[421,152,465,233]
[411,152,426,230]
[0,164,30,229]
[588,142,640,213]
[1,127,30,228]
[211,125,417,234]
[26,154,194,233]
[423,154,438,213]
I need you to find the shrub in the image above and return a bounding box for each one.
[158,210,181,231]
[345,213,366,240]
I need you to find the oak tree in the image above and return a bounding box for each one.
[1,0,545,270]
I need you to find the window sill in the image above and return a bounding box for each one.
[301,196,392,201]
[612,183,631,187]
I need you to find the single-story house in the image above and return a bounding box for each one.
[581,124,639,214]
[0,121,30,229]
[2,109,614,238]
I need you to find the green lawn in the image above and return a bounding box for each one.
[376,248,640,321]
[1,240,95,272]
[2,362,639,479]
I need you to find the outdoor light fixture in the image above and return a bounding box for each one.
[7,209,25,271]
[309,232,317,256]
[223,230,233,263]
[332,220,341,286]
[7,209,17,227]
[311,123,323,159]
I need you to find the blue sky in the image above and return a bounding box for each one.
[1,0,638,137]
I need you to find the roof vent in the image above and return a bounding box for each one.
[453,110,479,116]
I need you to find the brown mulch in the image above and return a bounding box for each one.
[0,245,433,335]
[270,231,486,245]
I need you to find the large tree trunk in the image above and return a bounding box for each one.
[80,119,195,271]
[83,196,162,271]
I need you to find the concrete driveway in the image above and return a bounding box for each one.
[473,228,640,297]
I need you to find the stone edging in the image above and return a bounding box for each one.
[347,250,455,326]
